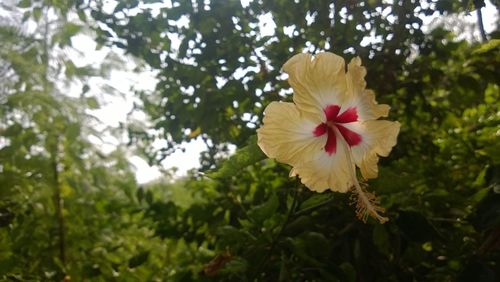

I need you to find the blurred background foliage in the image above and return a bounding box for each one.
[0,0,499,281]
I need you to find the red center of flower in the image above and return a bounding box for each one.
[313,105,362,155]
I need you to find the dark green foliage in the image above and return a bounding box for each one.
[82,0,499,280]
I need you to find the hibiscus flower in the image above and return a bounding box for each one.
[257,52,400,223]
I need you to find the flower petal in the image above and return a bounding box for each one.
[257,101,325,166]
[290,130,355,193]
[343,57,390,120]
[341,120,400,179]
[283,52,347,119]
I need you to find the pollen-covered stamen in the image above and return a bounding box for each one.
[313,104,362,155]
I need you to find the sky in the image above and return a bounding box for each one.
[70,1,498,184]
[69,35,207,183]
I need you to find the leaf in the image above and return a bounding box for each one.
[53,23,82,46]
[0,207,15,227]
[33,7,42,21]
[289,232,329,266]
[220,257,248,275]
[469,190,500,231]
[86,97,99,109]
[247,193,279,224]
[278,252,288,281]
[297,193,334,213]
[217,225,255,247]
[17,0,31,8]
[459,260,497,282]
[136,186,145,203]
[473,39,500,54]
[145,190,154,205]
[339,262,357,282]
[301,232,330,258]
[285,215,313,235]
[65,123,81,141]
[128,251,149,268]
[372,224,391,255]
[77,10,87,22]
[188,127,201,138]
[208,135,266,179]
[396,211,437,243]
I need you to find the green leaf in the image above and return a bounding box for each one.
[208,135,265,179]
[339,262,357,282]
[473,39,500,54]
[65,123,81,141]
[301,232,330,258]
[247,193,279,224]
[220,257,248,274]
[469,190,500,231]
[459,261,497,282]
[372,224,391,255]
[145,190,154,205]
[137,186,144,203]
[54,23,82,46]
[77,10,87,22]
[217,225,255,247]
[278,252,288,281]
[396,211,437,243]
[33,7,42,21]
[17,0,31,8]
[285,215,313,235]
[86,97,99,109]
[297,193,334,213]
[128,251,149,268]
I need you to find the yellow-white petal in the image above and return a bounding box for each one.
[257,101,325,166]
[290,130,356,193]
[341,120,400,179]
[343,57,390,120]
[283,52,347,119]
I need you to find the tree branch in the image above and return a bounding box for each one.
[476,6,488,42]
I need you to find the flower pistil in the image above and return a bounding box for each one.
[313,105,362,155]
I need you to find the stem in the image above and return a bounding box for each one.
[476,6,488,42]
[51,140,66,266]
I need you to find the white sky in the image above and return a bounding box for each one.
[72,1,497,184]
[69,34,208,183]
